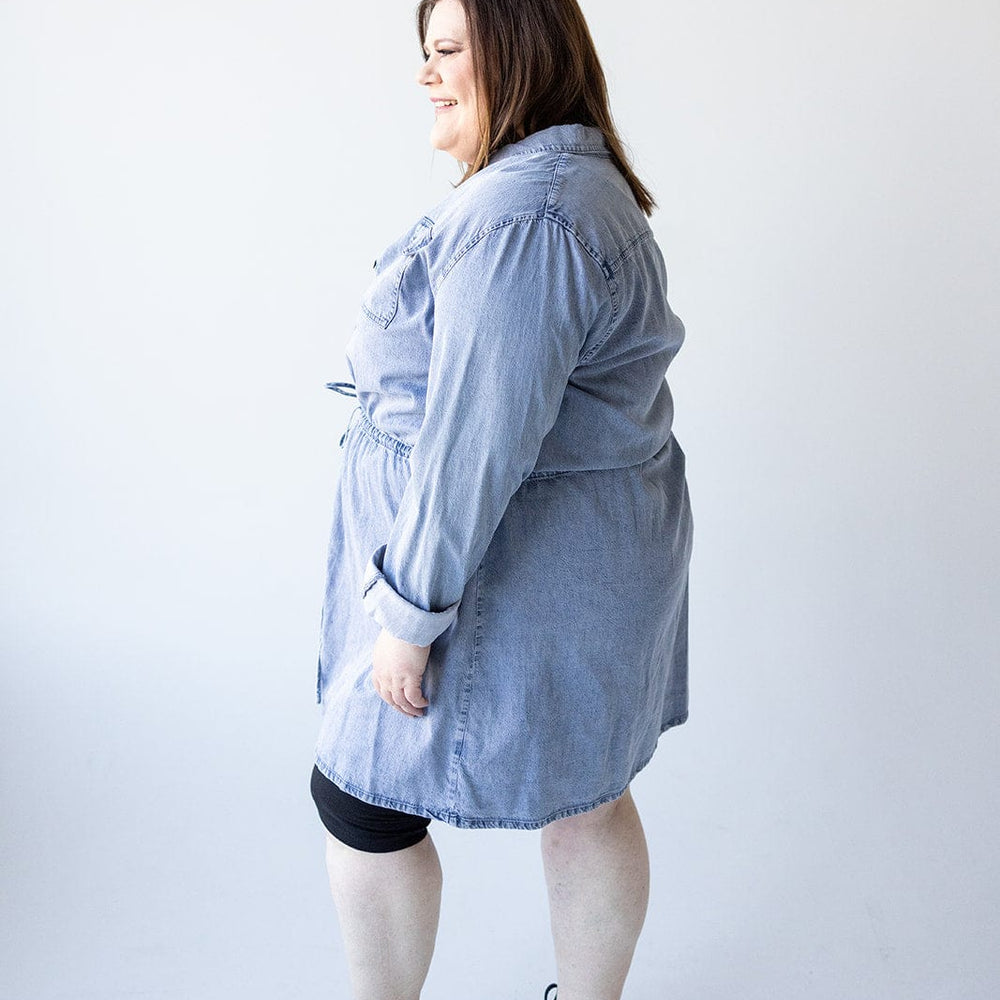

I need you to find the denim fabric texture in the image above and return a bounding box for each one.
[314,123,693,829]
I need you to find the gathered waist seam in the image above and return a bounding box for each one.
[336,387,675,480]
[354,405,413,458]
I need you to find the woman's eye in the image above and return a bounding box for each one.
[423,49,456,60]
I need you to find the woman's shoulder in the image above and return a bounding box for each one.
[430,156,556,238]
[425,151,649,278]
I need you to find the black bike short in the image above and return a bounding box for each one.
[310,764,431,853]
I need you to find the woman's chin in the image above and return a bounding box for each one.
[428,137,461,162]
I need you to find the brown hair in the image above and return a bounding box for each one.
[416,0,657,216]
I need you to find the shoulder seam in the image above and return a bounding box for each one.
[438,211,614,285]
[606,228,655,273]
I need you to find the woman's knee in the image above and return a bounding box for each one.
[542,786,633,840]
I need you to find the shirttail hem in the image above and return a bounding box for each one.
[313,711,688,831]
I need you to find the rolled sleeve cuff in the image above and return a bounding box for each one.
[361,543,461,646]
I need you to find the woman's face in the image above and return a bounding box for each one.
[416,0,481,164]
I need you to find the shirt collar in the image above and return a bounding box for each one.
[485,123,610,166]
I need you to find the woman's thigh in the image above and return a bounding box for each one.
[310,764,430,853]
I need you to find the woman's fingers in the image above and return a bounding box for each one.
[389,686,419,716]
[372,675,425,716]
[392,680,423,716]
[403,679,429,710]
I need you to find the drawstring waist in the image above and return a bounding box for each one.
[325,380,411,457]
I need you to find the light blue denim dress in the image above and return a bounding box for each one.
[314,123,693,830]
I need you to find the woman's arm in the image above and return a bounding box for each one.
[361,215,609,646]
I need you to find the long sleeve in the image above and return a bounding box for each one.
[361,216,609,646]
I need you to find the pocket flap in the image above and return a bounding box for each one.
[403,216,435,254]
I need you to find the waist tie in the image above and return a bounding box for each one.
[325,380,361,446]
[325,380,357,398]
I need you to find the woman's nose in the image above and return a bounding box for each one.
[416,59,440,86]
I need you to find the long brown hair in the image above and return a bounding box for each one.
[416,0,657,216]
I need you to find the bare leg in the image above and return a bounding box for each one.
[322,829,442,1000]
[540,786,650,1000]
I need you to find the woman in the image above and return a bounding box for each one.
[310,0,693,997]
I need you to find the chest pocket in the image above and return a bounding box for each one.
[361,216,434,329]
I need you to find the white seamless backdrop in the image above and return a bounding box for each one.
[1,2,998,999]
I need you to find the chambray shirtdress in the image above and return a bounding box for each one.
[314,122,693,830]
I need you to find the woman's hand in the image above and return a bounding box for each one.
[371,627,431,717]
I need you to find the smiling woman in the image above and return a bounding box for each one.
[310,1,692,998]
[413,0,657,212]
[416,0,481,163]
